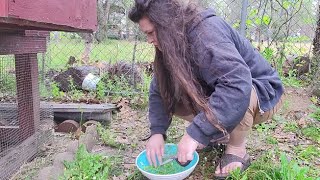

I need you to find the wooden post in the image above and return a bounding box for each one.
[15,53,40,141]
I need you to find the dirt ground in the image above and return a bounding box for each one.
[10,86,319,179]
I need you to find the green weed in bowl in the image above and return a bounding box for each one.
[143,161,186,175]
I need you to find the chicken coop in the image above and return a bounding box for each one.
[0,0,97,179]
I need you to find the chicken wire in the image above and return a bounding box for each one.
[39,0,319,101]
[0,55,53,180]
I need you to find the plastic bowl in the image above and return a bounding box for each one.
[136,144,199,180]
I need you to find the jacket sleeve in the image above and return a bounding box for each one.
[186,17,253,146]
[148,77,171,137]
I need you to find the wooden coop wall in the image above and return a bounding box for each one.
[0,0,97,32]
[0,31,53,180]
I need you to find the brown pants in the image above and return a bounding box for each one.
[174,87,284,145]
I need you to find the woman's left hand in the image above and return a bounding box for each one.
[177,133,199,164]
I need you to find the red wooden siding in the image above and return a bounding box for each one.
[8,0,97,31]
[0,0,9,17]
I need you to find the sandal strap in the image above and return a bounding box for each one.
[219,153,250,170]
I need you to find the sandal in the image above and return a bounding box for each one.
[213,153,251,179]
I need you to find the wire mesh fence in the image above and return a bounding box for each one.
[0,0,319,179]
[40,0,319,104]
[0,54,53,179]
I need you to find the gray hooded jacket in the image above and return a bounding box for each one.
[148,9,284,146]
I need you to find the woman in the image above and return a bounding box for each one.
[129,0,284,178]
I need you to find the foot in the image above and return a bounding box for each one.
[214,144,247,176]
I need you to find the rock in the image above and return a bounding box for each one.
[283,55,310,77]
[53,152,75,172]
[54,120,79,133]
[85,124,98,138]
[51,165,64,179]
[36,166,53,180]
[66,140,79,154]
[78,125,98,152]
[293,56,310,77]
[312,85,320,97]
[81,120,99,132]
[79,133,96,152]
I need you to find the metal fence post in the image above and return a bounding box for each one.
[240,0,249,37]
[132,29,138,89]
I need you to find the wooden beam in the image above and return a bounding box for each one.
[7,0,97,31]
[43,102,116,113]
[0,0,8,17]
[15,53,40,141]
[0,17,94,33]
[0,33,46,55]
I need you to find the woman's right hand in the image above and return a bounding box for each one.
[146,134,165,167]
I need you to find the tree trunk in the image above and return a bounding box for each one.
[78,33,93,64]
[313,5,320,57]
[95,0,111,43]
[312,4,320,97]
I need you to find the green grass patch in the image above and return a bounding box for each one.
[60,144,122,180]
[266,136,278,145]
[281,74,302,88]
[229,152,315,180]
[47,39,154,70]
[96,123,125,149]
[254,120,277,133]
[310,105,320,121]
[294,145,320,161]
[283,121,299,132]
[301,126,320,143]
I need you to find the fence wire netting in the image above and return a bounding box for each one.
[0,0,319,179]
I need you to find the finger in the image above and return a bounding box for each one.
[177,150,182,163]
[186,152,194,161]
[150,150,157,167]
[156,150,162,165]
[160,146,164,157]
[181,154,187,164]
[146,150,152,166]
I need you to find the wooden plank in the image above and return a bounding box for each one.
[7,0,97,31]
[0,102,115,125]
[0,17,94,33]
[24,30,50,37]
[0,102,115,118]
[0,33,46,55]
[15,53,40,141]
[0,102,115,110]
[0,0,9,17]
[42,102,116,113]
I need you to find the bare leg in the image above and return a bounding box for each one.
[215,88,283,175]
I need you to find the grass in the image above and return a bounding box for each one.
[96,123,125,149]
[294,145,320,162]
[59,144,122,180]
[47,39,154,70]
[301,126,320,143]
[252,42,311,58]
[310,105,320,121]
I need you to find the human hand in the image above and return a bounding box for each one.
[177,133,199,165]
[146,134,165,167]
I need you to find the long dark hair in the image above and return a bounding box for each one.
[129,0,226,134]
